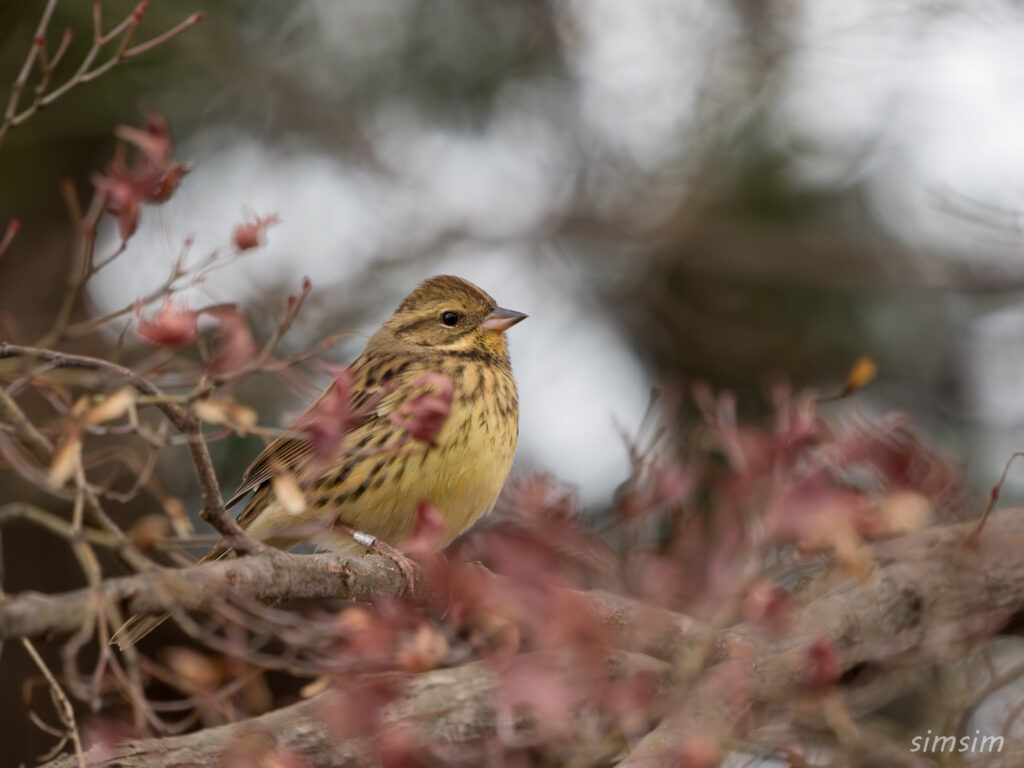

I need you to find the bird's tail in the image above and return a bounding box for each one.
[110,547,232,650]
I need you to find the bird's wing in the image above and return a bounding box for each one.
[225,435,315,510]
[225,355,414,518]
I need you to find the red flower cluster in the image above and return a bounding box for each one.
[93,112,189,242]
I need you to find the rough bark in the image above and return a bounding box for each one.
[0,550,412,640]
[616,511,1024,765]
[41,655,664,768]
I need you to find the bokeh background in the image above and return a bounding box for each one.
[5,0,1024,763]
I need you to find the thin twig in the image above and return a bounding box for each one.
[0,5,202,147]
[22,637,86,768]
[0,387,54,462]
[2,0,60,125]
[0,343,266,553]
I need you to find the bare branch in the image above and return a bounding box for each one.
[0,343,267,555]
[22,637,86,768]
[0,550,412,640]
[0,4,202,147]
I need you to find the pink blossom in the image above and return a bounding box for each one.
[390,373,453,447]
[232,213,279,251]
[135,300,198,347]
[400,500,445,556]
[297,368,356,470]
[203,304,258,374]
[95,112,189,241]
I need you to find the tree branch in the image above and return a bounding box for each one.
[41,651,671,768]
[0,550,413,640]
[0,343,266,555]
[616,511,1024,765]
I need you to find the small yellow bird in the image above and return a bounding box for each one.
[113,275,525,648]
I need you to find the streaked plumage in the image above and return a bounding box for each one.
[113,275,524,648]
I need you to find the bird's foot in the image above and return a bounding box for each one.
[344,526,419,596]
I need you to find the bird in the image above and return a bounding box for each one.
[112,275,526,649]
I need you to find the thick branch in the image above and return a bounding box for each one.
[41,652,669,768]
[0,550,411,640]
[617,511,1024,765]
[38,669,471,768]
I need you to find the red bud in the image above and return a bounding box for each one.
[804,636,839,688]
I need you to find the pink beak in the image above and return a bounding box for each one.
[481,306,528,332]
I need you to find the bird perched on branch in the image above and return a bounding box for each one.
[113,275,526,649]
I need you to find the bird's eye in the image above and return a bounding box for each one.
[440,311,460,327]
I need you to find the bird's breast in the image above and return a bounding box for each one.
[419,361,518,542]
[316,359,519,547]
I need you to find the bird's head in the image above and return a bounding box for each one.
[373,275,526,358]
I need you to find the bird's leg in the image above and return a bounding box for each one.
[336,523,419,596]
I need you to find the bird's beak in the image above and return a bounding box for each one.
[481,306,527,332]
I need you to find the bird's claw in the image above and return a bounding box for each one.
[335,524,419,595]
[360,533,419,596]
[371,538,419,595]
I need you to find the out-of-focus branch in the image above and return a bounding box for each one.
[22,637,85,768]
[0,343,266,555]
[41,651,669,768]
[570,586,718,665]
[616,511,1024,766]
[42,688,370,768]
[0,387,53,462]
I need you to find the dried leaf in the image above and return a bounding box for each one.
[48,433,82,487]
[396,624,449,673]
[271,472,306,515]
[830,518,873,577]
[83,387,136,426]
[161,647,224,692]
[129,514,172,550]
[194,398,257,432]
[875,491,932,535]
[162,495,193,536]
[299,675,330,699]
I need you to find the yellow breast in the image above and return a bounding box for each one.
[251,359,519,551]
